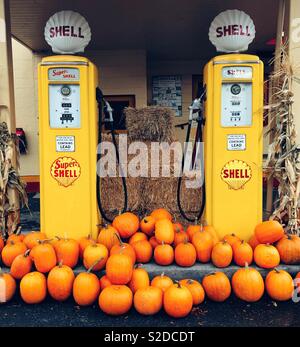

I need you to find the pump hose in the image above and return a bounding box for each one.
[176,119,206,223]
[96,88,128,223]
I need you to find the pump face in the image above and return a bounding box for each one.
[203,54,264,241]
[38,56,99,240]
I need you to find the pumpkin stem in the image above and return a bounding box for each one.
[58,260,63,268]
[187,279,194,284]
[134,263,142,269]
[37,238,53,244]
[274,267,281,273]
[55,236,61,241]
[87,257,104,273]
[245,262,249,269]
[115,232,124,247]
[24,249,31,257]
[143,218,148,224]
[175,280,181,288]
[15,225,22,235]
[161,272,165,278]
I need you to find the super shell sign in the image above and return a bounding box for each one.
[221,160,252,190]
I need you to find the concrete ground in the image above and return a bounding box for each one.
[2,193,296,327]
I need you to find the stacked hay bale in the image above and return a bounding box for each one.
[99,106,203,225]
[126,107,203,225]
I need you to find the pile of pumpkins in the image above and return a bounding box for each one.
[0,208,299,318]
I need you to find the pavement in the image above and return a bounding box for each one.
[1,193,296,327]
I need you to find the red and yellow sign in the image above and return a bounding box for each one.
[50,156,81,187]
[221,160,252,190]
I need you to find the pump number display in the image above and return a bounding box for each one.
[49,84,80,128]
[221,82,252,127]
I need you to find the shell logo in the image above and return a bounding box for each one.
[50,156,81,187]
[221,160,252,190]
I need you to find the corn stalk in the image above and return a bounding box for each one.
[264,44,300,234]
[0,122,28,239]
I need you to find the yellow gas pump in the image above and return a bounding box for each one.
[38,55,100,240]
[203,54,264,241]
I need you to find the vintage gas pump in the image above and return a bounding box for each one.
[38,55,100,240]
[203,54,264,240]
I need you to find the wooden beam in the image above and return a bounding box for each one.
[265,0,286,218]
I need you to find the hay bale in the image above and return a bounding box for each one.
[125,107,175,143]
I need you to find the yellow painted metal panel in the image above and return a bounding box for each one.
[203,54,264,241]
[38,55,100,240]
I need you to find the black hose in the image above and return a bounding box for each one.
[96,88,128,223]
[177,116,206,223]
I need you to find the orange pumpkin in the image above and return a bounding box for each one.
[149,236,159,249]
[173,228,189,247]
[150,208,172,221]
[163,282,193,318]
[23,232,47,249]
[47,263,75,301]
[97,225,119,251]
[192,230,213,263]
[249,234,260,250]
[20,272,47,304]
[129,266,150,293]
[2,241,27,267]
[155,218,174,245]
[73,271,100,306]
[254,220,284,244]
[106,253,133,284]
[99,275,112,290]
[179,279,205,305]
[276,234,300,264]
[99,285,133,315]
[174,241,196,267]
[203,225,219,246]
[186,224,201,241]
[154,243,174,266]
[265,269,293,301]
[134,286,163,315]
[202,272,231,302]
[54,237,79,269]
[140,216,156,236]
[173,222,184,233]
[254,244,280,269]
[78,234,95,259]
[151,273,173,293]
[110,237,136,264]
[223,233,241,248]
[232,264,264,302]
[10,249,32,279]
[83,243,108,271]
[0,272,16,303]
[233,240,253,267]
[7,232,25,244]
[112,212,139,239]
[129,232,148,245]
[31,241,57,273]
[211,240,233,268]
[131,240,152,263]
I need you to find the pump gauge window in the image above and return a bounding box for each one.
[221,82,252,127]
[49,84,80,128]
[230,84,241,95]
[60,85,71,96]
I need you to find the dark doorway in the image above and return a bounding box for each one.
[103,95,136,132]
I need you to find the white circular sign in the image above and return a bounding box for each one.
[44,10,91,54]
[209,9,255,53]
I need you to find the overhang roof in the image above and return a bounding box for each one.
[9,0,279,60]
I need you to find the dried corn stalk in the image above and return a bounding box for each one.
[0,122,28,238]
[264,44,300,234]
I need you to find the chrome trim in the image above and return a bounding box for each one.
[41,61,88,66]
[213,60,260,65]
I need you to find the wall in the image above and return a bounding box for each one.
[12,45,148,176]
[12,38,39,176]
[148,59,206,143]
